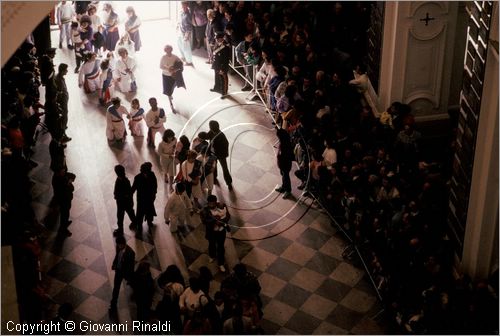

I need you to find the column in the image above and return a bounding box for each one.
[378,2,460,120]
[461,3,499,280]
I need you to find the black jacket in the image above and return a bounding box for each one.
[114,176,134,206]
[112,245,135,279]
[208,130,229,159]
[212,42,231,72]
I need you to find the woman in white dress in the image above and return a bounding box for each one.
[179,150,203,210]
[78,52,101,93]
[115,33,136,58]
[114,48,137,92]
[106,97,129,142]
[157,129,177,192]
[197,150,217,196]
[128,98,145,136]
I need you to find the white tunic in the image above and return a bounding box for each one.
[164,191,192,232]
[145,108,166,143]
[128,107,144,136]
[113,56,136,92]
[106,105,129,141]
[158,138,177,175]
[78,60,101,93]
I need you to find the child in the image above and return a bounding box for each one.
[164,183,193,233]
[98,59,113,106]
[128,98,145,136]
[70,21,84,73]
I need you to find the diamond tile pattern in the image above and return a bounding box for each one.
[29,21,385,335]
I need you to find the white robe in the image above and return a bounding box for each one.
[106,105,129,141]
[164,191,192,232]
[114,56,137,92]
[145,108,166,143]
[128,107,145,136]
[78,60,101,93]
[115,40,135,58]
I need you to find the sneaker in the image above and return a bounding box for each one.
[220,95,227,100]
[208,257,215,263]
[282,191,291,199]
[275,187,284,193]
[219,265,226,272]
[74,68,79,74]
[67,44,74,50]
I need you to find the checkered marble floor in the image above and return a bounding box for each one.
[27,20,385,334]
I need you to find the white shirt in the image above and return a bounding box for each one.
[164,191,193,220]
[160,54,181,77]
[90,14,102,33]
[158,138,177,157]
[179,287,208,313]
[57,2,75,23]
[145,108,166,128]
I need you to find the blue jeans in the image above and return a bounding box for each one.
[177,34,192,63]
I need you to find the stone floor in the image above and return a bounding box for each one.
[29,18,386,334]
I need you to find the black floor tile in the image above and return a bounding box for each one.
[326,304,364,331]
[285,310,322,334]
[297,227,331,250]
[315,278,352,303]
[47,259,85,283]
[275,283,311,308]
[305,251,341,275]
[257,235,293,256]
[53,285,90,308]
[266,257,301,281]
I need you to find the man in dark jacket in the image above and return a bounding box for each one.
[207,120,232,190]
[54,63,71,142]
[131,162,157,234]
[52,168,75,236]
[110,235,135,313]
[113,165,136,236]
[210,32,231,98]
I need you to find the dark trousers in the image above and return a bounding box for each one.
[117,201,136,230]
[59,202,71,230]
[214,70,228,95]
[111,271,125,307]
[135,202,155,229]
[280,169,291,193]
[60,106,68,131]
[215,157,232,186]
[208,229,226,265]
[75,52,82,70]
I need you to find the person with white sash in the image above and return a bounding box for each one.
[78,52,101,93]
[114,48,137,93]
[145,97,166,147]
[106,97,129,142]
[128,98,145,136]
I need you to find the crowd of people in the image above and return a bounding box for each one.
[2,1,498,334]
[195,1,498,334]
